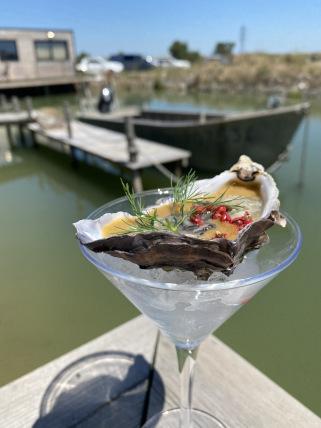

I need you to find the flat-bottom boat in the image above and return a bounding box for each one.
[78,103,309,172]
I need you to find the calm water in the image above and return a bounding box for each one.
[1,92,321,416]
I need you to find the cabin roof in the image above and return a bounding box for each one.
[0,27,73,33]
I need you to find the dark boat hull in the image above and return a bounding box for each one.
[78,104,308,172]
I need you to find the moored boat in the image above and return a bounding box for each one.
[78,103,309,172]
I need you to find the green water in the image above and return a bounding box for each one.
[1,92,321,417]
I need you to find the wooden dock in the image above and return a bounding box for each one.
[0,111,37,149]
[0,94,37,148]
[0,315,320,427]
[28,120,191,191]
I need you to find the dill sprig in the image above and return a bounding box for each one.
[172,170,200,204]
[121,179,144,216]
[119,171,246,235]
[191,186,245,212]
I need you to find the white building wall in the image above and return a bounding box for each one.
[0,28,75,81]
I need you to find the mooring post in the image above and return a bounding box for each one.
[18,125,25,146]
[199,110,206,124]
[79,98,86,113]
[125,116,138,163]
[84,85,92,111]
[63,101,73,139]
[30,129,37,148]
[25,97,33,120]
[132,170,143,192]
[0,94,7,111]
[5,125,14,149]
[175,160,183,177]
[298,105,310,187]
[12,96,21,112]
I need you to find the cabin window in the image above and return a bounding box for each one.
[35,40,69,61]
[0,40,18,61]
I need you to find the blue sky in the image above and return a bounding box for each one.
[2,0,321,56]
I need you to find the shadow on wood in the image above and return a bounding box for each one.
[32,351,165,428]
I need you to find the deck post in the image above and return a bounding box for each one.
[25,97,33,120]
[84,85,93,111]
[70,146,78,167]
[5,125,14,149]
[12,96,21,112]
[132,170,143,192]
[199,111,206,124]
[125,117,138,163]
[175,161,183,177]
[0,94,8,111]
[18,125,25,146]
[63,101,73,139]
[30,129,37,148]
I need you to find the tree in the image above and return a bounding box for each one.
[214,43,235,56]
[76,51,89,63]
[170,41,189,60]
[169,41,201,62]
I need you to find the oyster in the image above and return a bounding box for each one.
[74,155,285,280]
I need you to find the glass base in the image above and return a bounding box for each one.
[142,408,227,428]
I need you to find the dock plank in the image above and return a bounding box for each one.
[147,333,321,427]
[0,111,36,126]
[0,316,158,428]
[1,316,320,428]
[29,121,190,171]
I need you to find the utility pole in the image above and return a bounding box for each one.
[239,25,246,54]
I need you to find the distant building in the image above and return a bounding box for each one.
[0,27,79,92]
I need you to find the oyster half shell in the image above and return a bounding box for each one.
[74,156,285,280]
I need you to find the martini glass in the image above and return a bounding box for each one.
[79,188,302,428]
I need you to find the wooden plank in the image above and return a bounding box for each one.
[0,315,320,427]
[28,121,191,170]
[147,334,321,427]
[0,111,37,126]
[0,316,158,428]
[0,76,91,91]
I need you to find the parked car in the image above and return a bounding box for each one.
[109,54,154,71]
[153,57,191,69]
[76,56,124,75]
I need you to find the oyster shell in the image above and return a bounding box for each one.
[74,155,285,280]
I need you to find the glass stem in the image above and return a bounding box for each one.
[176,346,199,428]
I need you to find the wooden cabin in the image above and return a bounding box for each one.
[0,28,80,92]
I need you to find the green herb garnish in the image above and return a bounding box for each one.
[119,172,245,235]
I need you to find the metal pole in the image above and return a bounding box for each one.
[63,101,73,139]
[298,106,310,187]
[125,116,138,163]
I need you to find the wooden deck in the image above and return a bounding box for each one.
[0,316,320,428]
[28,121,191,191]
[0,75,89,91]
[0,110,37,149]
[0,111,37,126]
